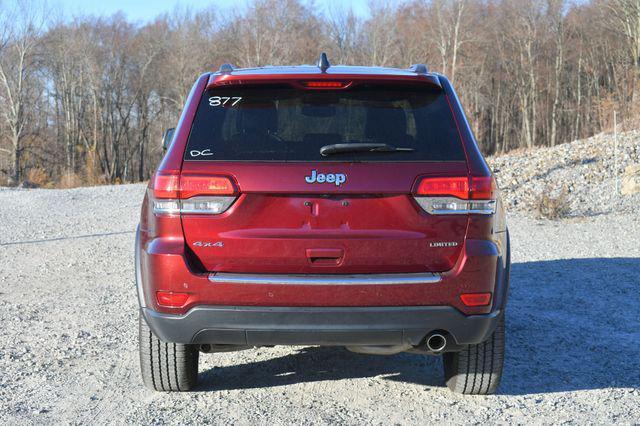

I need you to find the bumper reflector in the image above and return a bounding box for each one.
[460,292,492,307]
[156,291,190,308]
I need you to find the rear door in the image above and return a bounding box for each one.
[180,83,469,274]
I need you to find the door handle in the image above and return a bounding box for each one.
[306,248,344,265]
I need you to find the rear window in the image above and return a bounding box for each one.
[184,84,466,162]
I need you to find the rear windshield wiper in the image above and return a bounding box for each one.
[320,143,414,156]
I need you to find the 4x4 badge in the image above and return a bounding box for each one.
[193,241,224,247]
[305,170,346,187]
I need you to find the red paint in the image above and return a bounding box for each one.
[138,65,507,317]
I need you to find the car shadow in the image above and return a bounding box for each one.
[198,257,640,395]
[499,257,640,395]
[198,346,442,392]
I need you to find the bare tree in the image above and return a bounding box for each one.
[0,1,46,184]
[606,0,640,105]
[326,3,362,64]
[548,0,567,147]
[229,0,320,67]
[607,0,640,68]
[363,1,399,67]
[0,0,638,186]
[430,0,472,83]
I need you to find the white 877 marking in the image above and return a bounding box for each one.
[209,96,242,107]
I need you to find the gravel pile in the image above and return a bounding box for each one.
[0,183,639,423]
[487,130,640,216]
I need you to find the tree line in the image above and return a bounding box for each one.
[0,0,638,186]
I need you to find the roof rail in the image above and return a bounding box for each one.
[409,64,429,74]
[218,63,234,74]
[317,52,330,73]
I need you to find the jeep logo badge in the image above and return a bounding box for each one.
[305,170,346,186]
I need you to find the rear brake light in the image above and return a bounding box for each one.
[469,176,495,200]
[415,176,494,199]
[151,173,237,215]
[302,81,348,88]
[413,176,496,215]
[179,175,236,198]
[152,172,180,199]
[460,292,492,307]
[416,177,469,198]
[152,173,236,198]
[156,291,189,308]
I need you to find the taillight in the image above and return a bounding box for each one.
[179,175,235,198]
[469,176,495,199]
[416,176,469,199]
[152,172,180,199]
[413,176,496,215]
[150,172,237,215]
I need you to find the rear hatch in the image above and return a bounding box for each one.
[179,82,469,274]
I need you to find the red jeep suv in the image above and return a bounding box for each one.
[136,54,510,395]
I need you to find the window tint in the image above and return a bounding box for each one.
[185,85,466,162]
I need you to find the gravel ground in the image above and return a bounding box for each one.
[488,130,640,217]
[0,183,639,424]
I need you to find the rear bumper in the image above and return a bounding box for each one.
[137,232,504,315]
[141,305,502,347]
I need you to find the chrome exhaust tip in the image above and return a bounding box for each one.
[426,333,447,352]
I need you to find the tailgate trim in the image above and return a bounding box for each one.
[208,272,441,285]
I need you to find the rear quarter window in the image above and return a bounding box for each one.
[185,84,466,162]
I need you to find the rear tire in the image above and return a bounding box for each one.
[442,314,505,395]
[139,314,199,391]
